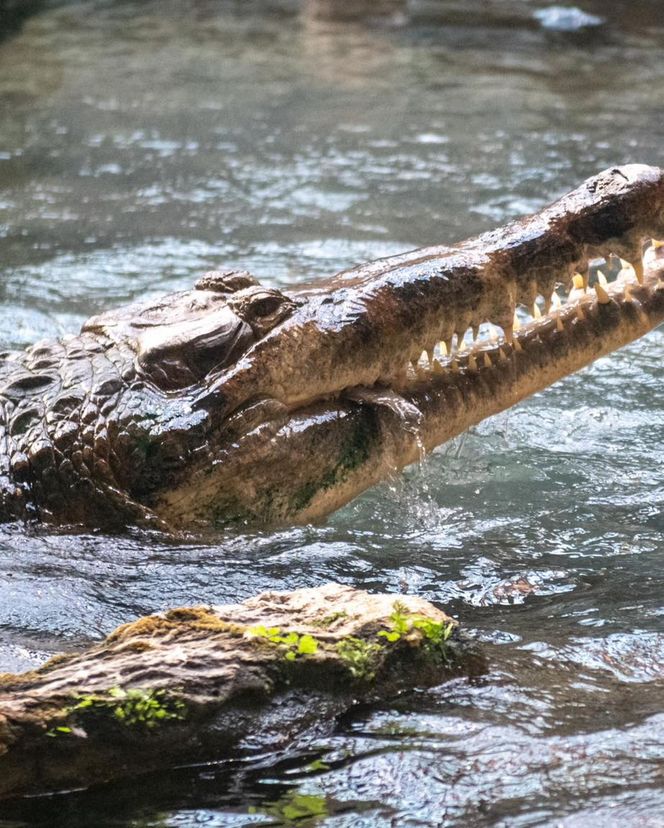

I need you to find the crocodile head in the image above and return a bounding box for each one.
[3,164,664,529]
[147,163,664,528]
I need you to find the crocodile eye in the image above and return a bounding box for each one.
[250,294,283,318]
[228,287,295,336]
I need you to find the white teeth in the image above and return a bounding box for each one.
[619,258,644,285]
[401,247,643,388]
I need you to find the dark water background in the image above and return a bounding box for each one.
[1,1,664,824]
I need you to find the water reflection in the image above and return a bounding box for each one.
[1,0,664,825]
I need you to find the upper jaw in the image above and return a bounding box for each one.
[194,164,664,420]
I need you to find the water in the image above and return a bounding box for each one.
[1,0,664,824]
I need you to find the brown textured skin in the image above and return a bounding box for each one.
[0,584,473,799]
[1,164,663,529]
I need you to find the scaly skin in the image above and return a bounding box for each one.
[1,164,664,530]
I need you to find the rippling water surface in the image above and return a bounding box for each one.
[1,1,664,824]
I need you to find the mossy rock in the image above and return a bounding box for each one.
[0,584,481,800]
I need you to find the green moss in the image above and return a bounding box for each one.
[249,791,329,825]
[311,610,349,629]
[335,601,456,683]
[336,636,383,682]
[246,626,320,662]
[378,601,455,664]
[45,687,186,737]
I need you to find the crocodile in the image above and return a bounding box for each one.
[1,163,663,530]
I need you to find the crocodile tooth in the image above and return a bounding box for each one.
[513,339,523,352]
[503,322,513,344]
[632,258,645,285]
[439,340,448,357]
[595,283,611,304]
[653,239,664,249]
[498,347,508,362]
[433,359,444,374]
[457,336,467,353]
[482,352,492,369]
[468,354,477,371]
[619,258,643,284]
[597,270,609,287]
[550,292,562,310]
[425,348,434,364]
[572,273,585,291]
[451,359,459,373]
[556,316,564,332]
[532,302,542,319]
[577,304,586,320]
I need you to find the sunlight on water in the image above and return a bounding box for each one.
[1,0,664,825]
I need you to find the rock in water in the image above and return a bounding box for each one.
[0,583,479,800]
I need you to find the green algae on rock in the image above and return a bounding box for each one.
[0,584,478,800]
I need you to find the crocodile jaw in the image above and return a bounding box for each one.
[158,250,664,527]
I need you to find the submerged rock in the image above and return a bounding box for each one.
[0,584,478,800]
